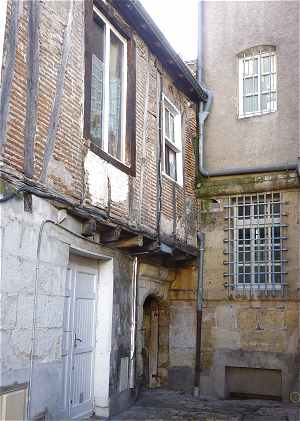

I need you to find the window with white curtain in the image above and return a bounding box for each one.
[238,47,277,118]
[89,6,127,162]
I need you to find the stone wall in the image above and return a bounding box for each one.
[198,184,300,400]
[136,263,197,392]
[0,191,136,418]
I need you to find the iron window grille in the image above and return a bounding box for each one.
[224,193,287,292]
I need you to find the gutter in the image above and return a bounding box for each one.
[197,0,300,178]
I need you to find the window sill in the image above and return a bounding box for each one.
[238,109,277,119]
[162,171,183,187]
[89,141,135,176]
[235,284,283,290]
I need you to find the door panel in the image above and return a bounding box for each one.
[62,260,98,419]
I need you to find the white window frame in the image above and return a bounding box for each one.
[230,194,285,290]
[93,6,127,163]
[162,95,183,186]
[238,49,277,118]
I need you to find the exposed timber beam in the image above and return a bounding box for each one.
[104,235,144,249]
[100,227,122,244]
[24,0,40,178]
[82,218,97,237]
[0,1,21,149]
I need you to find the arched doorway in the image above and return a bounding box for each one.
[142,296,159,388]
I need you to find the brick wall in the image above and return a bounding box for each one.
[2,0,198,246]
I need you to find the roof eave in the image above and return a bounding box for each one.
[112,0,208,103]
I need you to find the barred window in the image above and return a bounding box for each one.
[238,47,277,118]
[225,193,287,290]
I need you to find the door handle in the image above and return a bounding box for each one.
[74,333,82,347]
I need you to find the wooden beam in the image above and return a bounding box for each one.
[24,0,40,178]
[0,1,21,148]
[82,218,97,237]
[104,235,143,249]
[100,226,121,243]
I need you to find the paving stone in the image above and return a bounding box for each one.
[109,389,300,421]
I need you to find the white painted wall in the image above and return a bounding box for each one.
[84,150,128,206]
[0,194,115,419]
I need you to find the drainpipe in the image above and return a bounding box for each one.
[194,232,205,397]
[129,256,138,389]
[197,0,300,178]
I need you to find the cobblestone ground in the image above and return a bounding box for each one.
[110,389,300,421]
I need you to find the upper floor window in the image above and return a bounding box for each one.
[162,96,183,185]
[225,193,287,291]
[84,1,136,175]
[238,47,277,118]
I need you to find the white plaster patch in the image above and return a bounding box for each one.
[47,157,74,190]
[84,150,128,206]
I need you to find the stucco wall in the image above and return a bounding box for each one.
[202,0,299,171]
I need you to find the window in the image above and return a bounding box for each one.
[239,47,277,117]
[162,96,183,185]
[84,1,136,175]
[225,193,287,290]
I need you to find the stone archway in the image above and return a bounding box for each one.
[142,295,159,388]
[138,293,170,389]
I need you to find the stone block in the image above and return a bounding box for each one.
[39,238,69,266]
[36,295,64,328]
[1,254,35,294]
[35,328,62,362]
[38,263,67,296]
[17,294,34,329]
[212,327,241,350]
[0,293,17,329]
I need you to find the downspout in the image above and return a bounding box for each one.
[194,232,205,396]
[129,256,138,389]
[197,0,299,177]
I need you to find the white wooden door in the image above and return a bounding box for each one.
[62,258,97,419]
